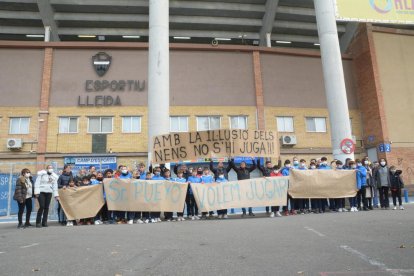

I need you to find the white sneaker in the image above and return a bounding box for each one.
[177,217,181,222]
[195,215,200,220]
[191,216,195,220]
[66,221,73,227]
[127,219,133,225]
[94,220,100,225]
[276,211,282,217]
[400,206,404,210]
[342,208,348,212]
[137,219,144,224]
[223,214,228,219]
[269,212,275,218]
[338,208,343,213]
[393,206,397,210]
[350,207,355,212]
[144,219,149,224]
[151,218,156,223]
[181,217,186,221]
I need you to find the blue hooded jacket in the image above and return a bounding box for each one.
[281,167,291,176]
[356,165,367,189]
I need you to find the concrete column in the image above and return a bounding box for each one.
[266,33,271,47]
[44,26,51,42]
[147,0,170,166]
[314,0,354,162]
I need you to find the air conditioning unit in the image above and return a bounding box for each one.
[281,135,297,146]
[7,138,22,149]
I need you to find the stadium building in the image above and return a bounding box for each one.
[0,0,413,189]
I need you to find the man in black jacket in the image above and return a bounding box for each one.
[57,164,73,225]
[229,158,256,217]
[257,159,282,218]
[209,159,231,181]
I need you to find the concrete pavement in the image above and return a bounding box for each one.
[0,206,413,276]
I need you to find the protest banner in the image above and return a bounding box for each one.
[191,177,288,212]
[288,170,358,199]
[151,129,279,163]
[58,184,105,220]
[103,179,188,212]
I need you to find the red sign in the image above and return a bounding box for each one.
[340,138,355,154]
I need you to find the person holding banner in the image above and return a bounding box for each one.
[187,169,201,220]
[137,163,147,180]
[57,164,73,226]
[229,158,256,217]
[209,160,231,181]
[297,159,309,214]
[281,160,294,216]
[173,170,188,221]
[201,168,215,219]
[151,167,165,222]
[355,159,368,211]
[216,170,229,219]
[258,159,282,218]
[13,168,34,229]
[173,164,190,181]
[335,160,347,213]
[34,165,59,228]
[163,169,175,222]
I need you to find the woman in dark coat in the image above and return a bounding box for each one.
[13,168,35,229]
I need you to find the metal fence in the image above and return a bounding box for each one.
[0,161,61,218]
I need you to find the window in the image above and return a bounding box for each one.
[306,117,327,132]
[276,116,294,132]
[122,116,141,133]
[88,117,113,133]
[59,117,78,133]
[196,116,221,131]
[9,117,30,134]
[170,116,188,132]
[229,116,247,129]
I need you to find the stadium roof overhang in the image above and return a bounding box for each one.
[0,0,412,52]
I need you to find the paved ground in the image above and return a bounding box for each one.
[0,206,413,276]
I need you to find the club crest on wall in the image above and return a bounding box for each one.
[92,52,112,77]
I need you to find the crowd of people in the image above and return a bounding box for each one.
[12,156,406,229]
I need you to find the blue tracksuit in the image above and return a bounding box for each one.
[173,177,187,183]
[119,172,132,179]
[318,164,331,170]
[201,175,214,183]
[216,177,228,183]
[151,175,165,181]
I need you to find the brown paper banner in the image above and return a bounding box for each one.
[191,177,288,212]
[58,184,105,220]
[288,170,358,199]
[103,179,188,212]
[151,129,279,163]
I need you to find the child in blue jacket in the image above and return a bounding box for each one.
[356,159,368,211]
[173,170,188,222]
[187,170,201,220]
